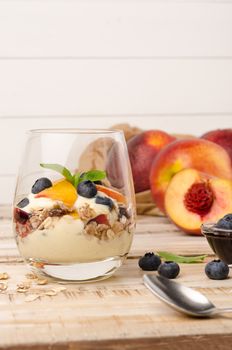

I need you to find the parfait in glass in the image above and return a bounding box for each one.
[13,129,136,281]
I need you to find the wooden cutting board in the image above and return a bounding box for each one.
[1,206,232,350]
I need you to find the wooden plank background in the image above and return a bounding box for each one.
[0,0,232,204]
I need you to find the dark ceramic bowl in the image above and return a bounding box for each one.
[201,223,232,264]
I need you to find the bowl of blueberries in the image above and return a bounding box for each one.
[202,214,232,265]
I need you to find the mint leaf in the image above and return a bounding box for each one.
[158,251,207,264]
[40,163,106,188]
[73,173,81,188]
[81,170,106,182]
[40,163,74,184]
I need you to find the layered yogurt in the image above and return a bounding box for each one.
[14,175,134,264]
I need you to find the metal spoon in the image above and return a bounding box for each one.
[143,274,232,317]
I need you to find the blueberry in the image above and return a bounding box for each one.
[216,220,232,230]
[223,214,232,221]
[77,180,97,198]
[118,206,130,219]
[205,259,229,280]
[93,180,102,185]
[216,213,232,230]
[158,261,180,279]
[138,252,161,271]
[32,177,52,194]
[95,195,114,210]
[80,173,102,185]
[17,198,29,208]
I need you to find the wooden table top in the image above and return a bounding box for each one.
[1,205,232,350]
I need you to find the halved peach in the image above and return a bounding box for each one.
[165,168,232,235]
[150,138,232,213]
[36,179,77,208]
[96,185,126,204]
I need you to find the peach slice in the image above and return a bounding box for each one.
[150,138,232,213]
[96,185,126,204]
[165,168,232,235]
[36,179,77,208]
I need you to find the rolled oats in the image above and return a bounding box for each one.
[120,215,127,225]
[25,273,38,280]
[45,290,57,296]
[16,205,71,237]
[49,208,69,217]
[106,229,115,239]
[84,221,110,239]
[0,272,9,280]
[36,278,48,285]
[0,282,7,291]
[85,221,97,236]
[112,221,124,234]
[51,286,67,293]
[78,204,96,221]
[30,215,41,230]
[17,281,31,293]
[38,216,53,230]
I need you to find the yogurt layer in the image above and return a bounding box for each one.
[17,215,133,263]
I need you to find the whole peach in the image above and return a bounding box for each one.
[201,129,232,165]
[127,130,176,193]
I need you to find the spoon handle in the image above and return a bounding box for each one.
[218,307,232,314]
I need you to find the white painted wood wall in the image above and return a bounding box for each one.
[0,0,232,204]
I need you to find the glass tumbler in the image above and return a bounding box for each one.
[13,129,136,281]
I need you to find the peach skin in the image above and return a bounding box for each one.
[127,130,176,193]
[96,184,126,204]
[201,128,232,165]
